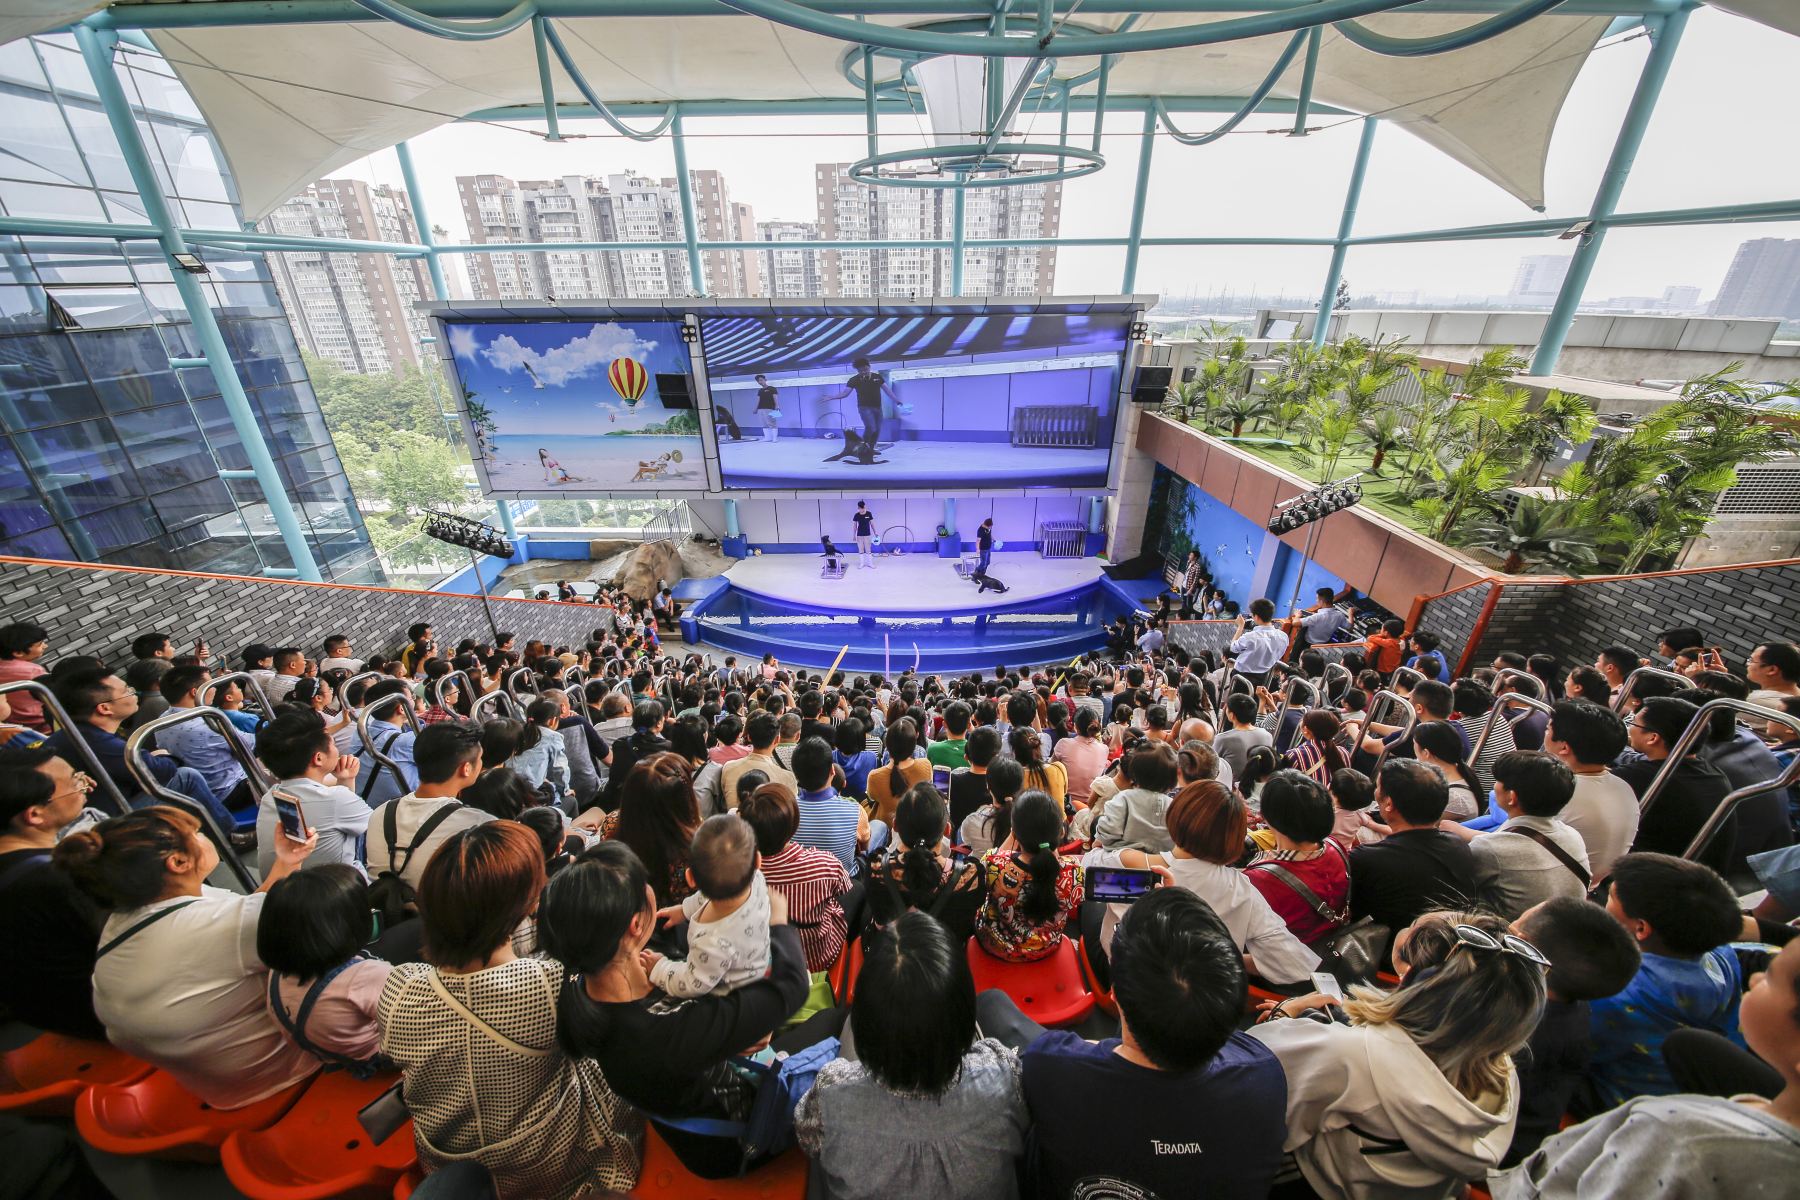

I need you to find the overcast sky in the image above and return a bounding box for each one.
[331,7,1800,305]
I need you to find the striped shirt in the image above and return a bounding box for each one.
[1459,714,1516,796]
[795,786,863,873]
[761,843,850,972]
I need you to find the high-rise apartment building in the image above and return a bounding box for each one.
[1508,254,1571,305]
[260,179,433,374]
[757,220,824,298]
[814,162,1061,297]
[453,170,760,300]
[1710,238,1800,320]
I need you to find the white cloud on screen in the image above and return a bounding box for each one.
[480,322,663,388]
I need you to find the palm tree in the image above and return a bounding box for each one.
[1453,495,1608,575]
[1162,379,1204,422]
[1219,391,1272,438]
[1358,406,1410,474]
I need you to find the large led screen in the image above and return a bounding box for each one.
[703,312,1129,490]
[444,319,704,493]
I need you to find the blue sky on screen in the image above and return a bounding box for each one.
[444,320,693,436]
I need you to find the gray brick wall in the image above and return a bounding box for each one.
[0,557,617,665]
[1412,581,1493,674]
[1473,561,1800,666]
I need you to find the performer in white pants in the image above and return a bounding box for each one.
[852,501,876,569]
[755,374,780,443]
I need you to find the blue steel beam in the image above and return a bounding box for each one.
[461,94,1354,122]
[1290,23,1320,136]
[72,22,323,583]
[1311,116,1377,349]
[670,109,708,295]
[92,1,1683,31]
[395,140,450,300]
[1529,3,1689,376]
[951,187,966,296]
[1120,107,1156,292]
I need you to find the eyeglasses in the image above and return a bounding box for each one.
[1451,923,1551,968]
[55,771,97,801]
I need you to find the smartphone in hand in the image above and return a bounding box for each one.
[272,788,310,843]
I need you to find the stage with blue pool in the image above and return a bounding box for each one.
[679,552,1158,673]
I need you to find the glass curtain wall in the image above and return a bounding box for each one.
[0,34,382,583]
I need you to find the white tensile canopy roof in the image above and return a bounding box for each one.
[2,3,1796,222]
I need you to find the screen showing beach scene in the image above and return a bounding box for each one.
[702,311,1129,490]
[444,319,704,493]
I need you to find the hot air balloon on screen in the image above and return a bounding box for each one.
[609,357,649,408]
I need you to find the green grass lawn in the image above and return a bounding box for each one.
[1165,416,1440,539]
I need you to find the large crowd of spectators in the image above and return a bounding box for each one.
[0,599,1797,1200]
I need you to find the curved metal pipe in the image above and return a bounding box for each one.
[471,688,522,723]
[1389,665,1426,693]
[435,669,476,714]
[1472,691,1555,764]
[720,0,1426,58]
[0,679,130,815]
[347,0,535,40]
[505,666,542,702]
[355,691,422,797]
[1273,673,1321,754]
[539,17,679,141]
[1334,0,1568,57]
[1493,667,1546,701]
[199,670,275,716]
[1365,689,1418,779]
[1612,665,1694,712]
[560,663,587,688]
[1629,697,1800,862]
[123,707,260,891]
[1153,28,1307,146]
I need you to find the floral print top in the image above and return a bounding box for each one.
[973,850,1084,963]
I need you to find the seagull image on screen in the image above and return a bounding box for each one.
[822,356,898,466]
[755,374,782,443]
[971,516,1008,595]
[852,501,877,570]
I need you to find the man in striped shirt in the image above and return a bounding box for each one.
[790,735,879,874]
[739,780,850,973]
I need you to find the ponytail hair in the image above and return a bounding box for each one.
[1300,708,1348,776]
[53,805,199,911]
[1073,705,1101,737]
[1011,791,1064,922]
[1413,721,1482,796]
[893,782,948,898]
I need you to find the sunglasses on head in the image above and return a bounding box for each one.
[1450,923,1551,968]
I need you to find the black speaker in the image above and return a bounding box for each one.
[1131,364,1172,405]
[656,372,694,409]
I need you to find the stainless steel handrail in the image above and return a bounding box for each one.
[1321,661,1353,701]
[1273,674,1321,755]
[336,670,384,712]
[1389,665,1426,693]
[199,670,275,717]
[504,666,541,702]
[0,679,130,815]
[1613,665,1694,712]
[1365,689,1419,778]
[560,664,586,688]
[1471,692,1556,764]
[471,688,521,723]
[123,706,259,891]
[434,669,475,714]
[1493,667,1546,700]
[355,691,422,799]
[1635,699,1800,868]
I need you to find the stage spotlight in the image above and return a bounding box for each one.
[170,251,209,274]
[1129,321,1150,341]
[680,323,700,344]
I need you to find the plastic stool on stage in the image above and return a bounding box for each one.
[631,1123,808,1199]
[964,938,1095,1028]
[221,1070,418,1200]
[0,1032,152,1118]
[820,558,846,579]
[76,1067,311,1162]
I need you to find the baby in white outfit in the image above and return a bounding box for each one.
[645,813,772,998]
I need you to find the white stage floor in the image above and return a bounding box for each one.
[723,551,1104,614]
[717,437,1108,489]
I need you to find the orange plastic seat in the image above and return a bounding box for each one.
[0,1032,152,1118]
[390,1170,422,1200]
[965,937,1095,1028]
[75,1066,310,1161]
[222,1070,417,1200]
[831,936,865,1006]
[631,1122,808,1199]
[1073,940,1117,1018]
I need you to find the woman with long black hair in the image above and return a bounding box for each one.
[865,782,985,943]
